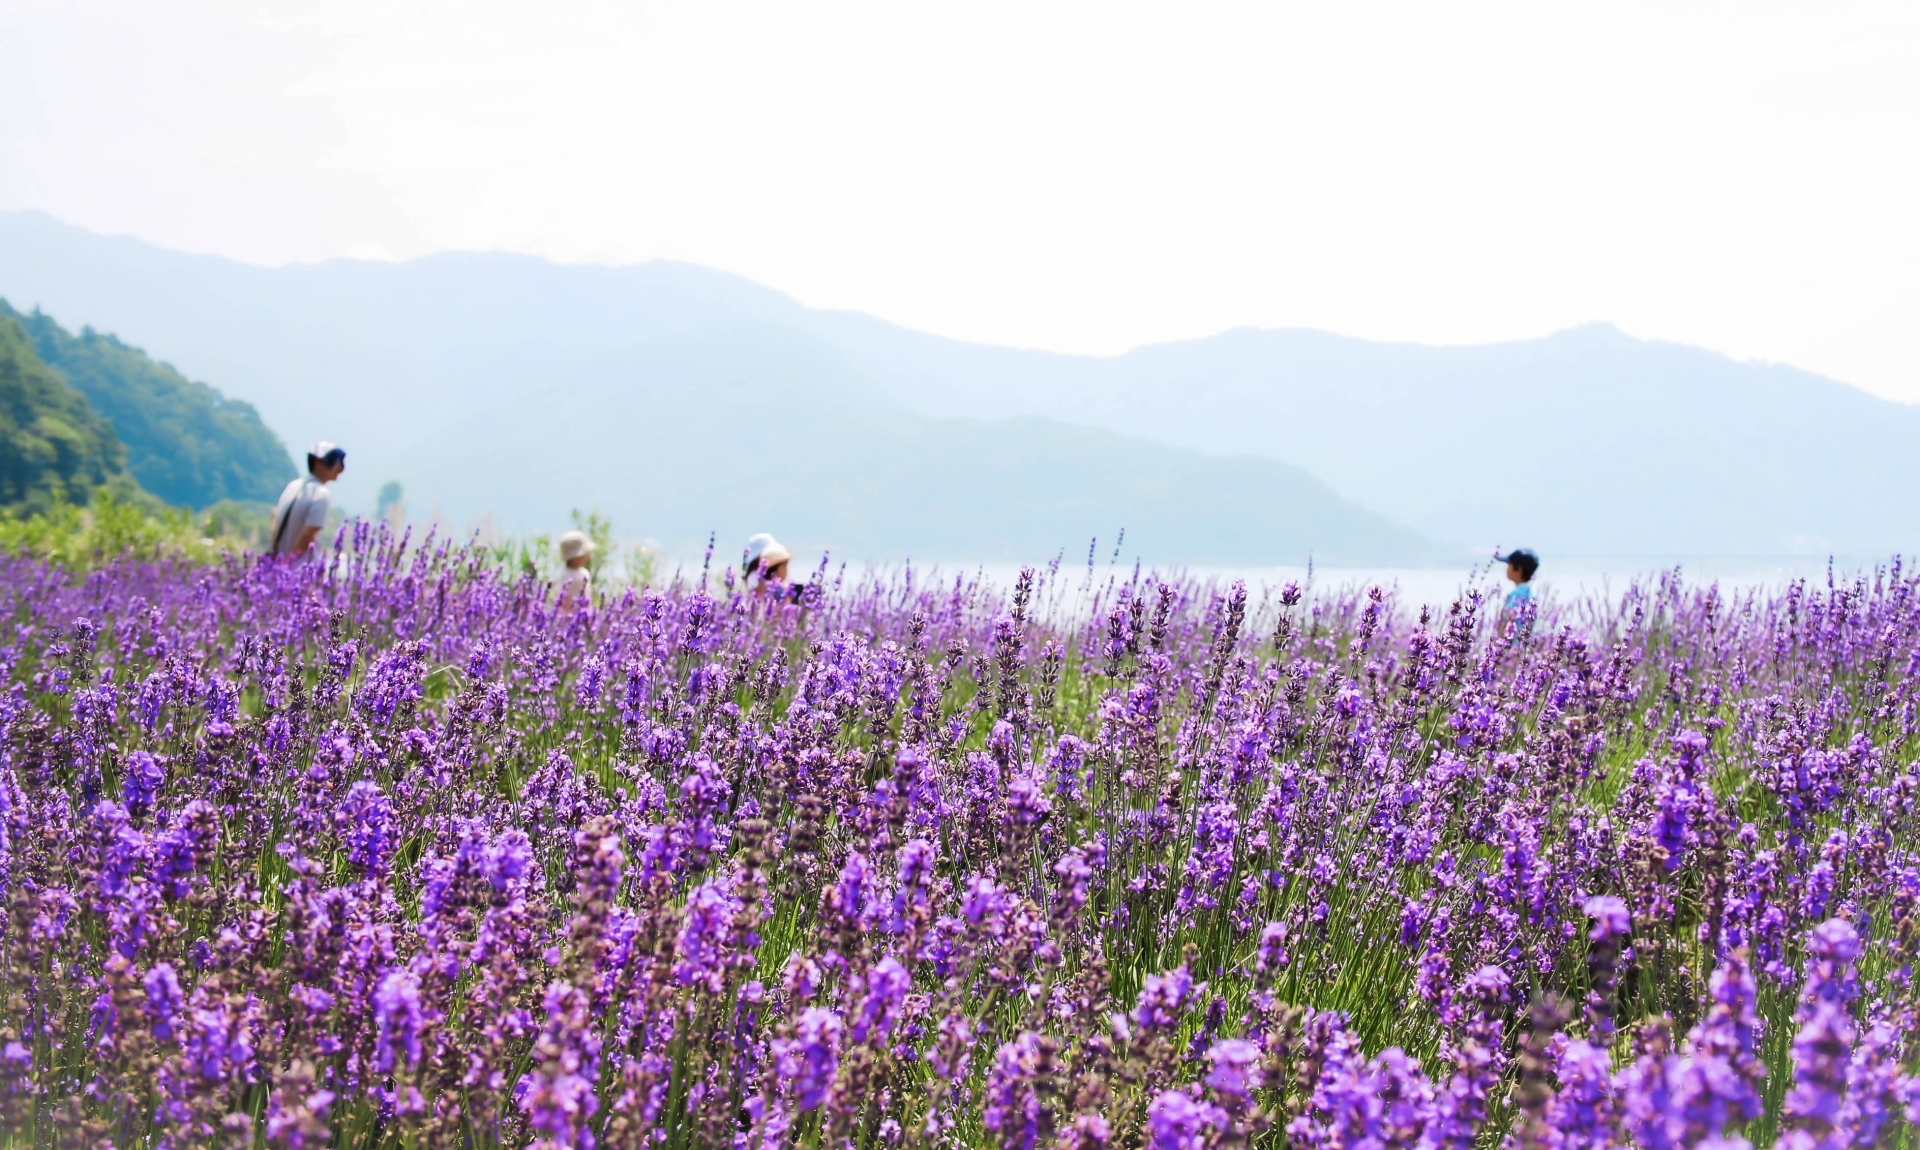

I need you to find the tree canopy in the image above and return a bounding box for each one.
[1,299,293,508]
[0,313,142,513]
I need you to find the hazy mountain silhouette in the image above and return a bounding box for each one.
[0,211,1430,564]
[5,208,1915,562]
[804,318,1920,560]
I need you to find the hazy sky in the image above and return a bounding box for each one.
[4,1,1918,400]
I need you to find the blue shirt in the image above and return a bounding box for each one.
[1504,582,1534,609]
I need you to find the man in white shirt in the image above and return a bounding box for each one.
[269,441,346,556]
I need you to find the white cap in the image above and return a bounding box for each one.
[558,529,595,561]
[743,532,792,575]
[306,440,344,462]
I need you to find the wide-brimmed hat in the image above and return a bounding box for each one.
[743,532,792,576]
[559,530,595,561]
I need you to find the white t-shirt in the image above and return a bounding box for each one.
[269,477,332,555]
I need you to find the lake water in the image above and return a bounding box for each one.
[842,555,1885,614]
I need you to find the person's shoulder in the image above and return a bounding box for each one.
[302,483,332,521]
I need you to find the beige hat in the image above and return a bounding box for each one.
[743,532,792,575]
[558,530,595,561]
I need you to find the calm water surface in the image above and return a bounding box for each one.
[860,556,1890,616]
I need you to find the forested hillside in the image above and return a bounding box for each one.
[0,299,291,507]
[0,313,141,512]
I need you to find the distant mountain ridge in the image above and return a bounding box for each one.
[797,318,1920,559]
[0,211,1430,564]
[2,208,1915,562]
[0,299,294,508]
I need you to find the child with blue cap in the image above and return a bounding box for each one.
[1498,549,1539,610]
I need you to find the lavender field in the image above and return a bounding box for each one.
[1,526,1916,1148]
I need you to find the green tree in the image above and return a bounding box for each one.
[1,299,294,508]
[377,480,405,522]
[0,314,144,513]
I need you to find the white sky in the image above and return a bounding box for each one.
[3,1,1918,399]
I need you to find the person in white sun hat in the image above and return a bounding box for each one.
[742,532,799,599]
[558,529,595,597]
[269,441,345,556]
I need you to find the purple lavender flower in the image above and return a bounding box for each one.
[1006,773,1052,829]
[918,1005,977,1145]
[7,508,1920,1148]
[852,956,911,1046]
[1287,1019,1437,1149]
[518,980,602,1149]
[775,1006,844,1112]
[373,968,426,1073]
[1051,846,1093,928]
[1254,920,1290,975]
[1146,1088,1225,1150]
[1203,1037,1262,1105]
[339,779,395,876]
[963,875,1012,929]
[1782,1000,1853,1141]
[826,851,874,938]
[1583,895,1632,1038]
[265,1060,335,1149]
[1545,1039,1619,1149]
[1422,967,1509,1150]
[1132,965,1196,1032]
[673,880,741,994]
[1781,918,1865,1147]
[983,1031,1056,1150]
[485,829,534,891]
[1838,1018,1917,1146]
[154,799,216,900]
[1800,917,1862,1009]
[122,750,164,818]
[1059,1113,1112,1149]
[181,991,253,1084]
[144,962,184,1042]
[1691,949,1763,1093]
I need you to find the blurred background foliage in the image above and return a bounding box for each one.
[0,487,274,567]
[0,484,668,595]
[480,506,660,588]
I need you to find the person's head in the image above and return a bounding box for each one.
[1499,549,1540,585]
[306,441,347,483]
[743,533,793,583]
[558,529,595,570]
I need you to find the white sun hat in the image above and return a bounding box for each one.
[558,529,595,561]
[743,532,792,575]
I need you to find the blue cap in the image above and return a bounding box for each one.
[1497,548,1540,576]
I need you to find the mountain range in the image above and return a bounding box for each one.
[3,208,1916,565]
